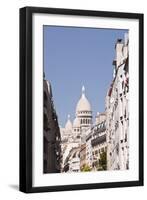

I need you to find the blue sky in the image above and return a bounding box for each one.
[44,26,127,127]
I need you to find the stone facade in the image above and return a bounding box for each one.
[63,147,80,172]
[106,33,129,170]
[80,143,86,170]
[91,113,107,170]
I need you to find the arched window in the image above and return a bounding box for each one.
[83,119,85,124]
[81,119,82,124]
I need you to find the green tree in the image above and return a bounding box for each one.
[97,151,107,171]
[81,164,91,172]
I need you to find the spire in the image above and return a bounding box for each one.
[67,114,70,119]
[82,85,85,97]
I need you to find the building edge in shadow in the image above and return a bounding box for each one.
[43,75,62,173]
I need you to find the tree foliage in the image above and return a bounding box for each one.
[81,164,91,172]
[97,151,107,171]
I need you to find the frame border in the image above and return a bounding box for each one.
[19,6,144,193]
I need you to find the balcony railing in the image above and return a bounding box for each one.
[91,134,106,147]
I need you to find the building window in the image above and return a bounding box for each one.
[122,81,124,89]
[124,109,126,118]
[125,133,127,142]
[116,144,119,155]
[126,161,129,169]
[115,120,119,131]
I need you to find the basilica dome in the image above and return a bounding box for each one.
[76,86,91,114]
[73,117,80,127]
[65,115,72,130]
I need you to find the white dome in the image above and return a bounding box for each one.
[76,86,91,113]
[73,117,80,127]
[65,115,72,130]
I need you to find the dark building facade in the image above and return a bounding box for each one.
[43,78,61,173]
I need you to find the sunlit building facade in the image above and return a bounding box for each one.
[106,33,129,170]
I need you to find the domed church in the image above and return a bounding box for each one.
[60,85,94,171]
[60,86,93,143]
[60,86,107,172]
